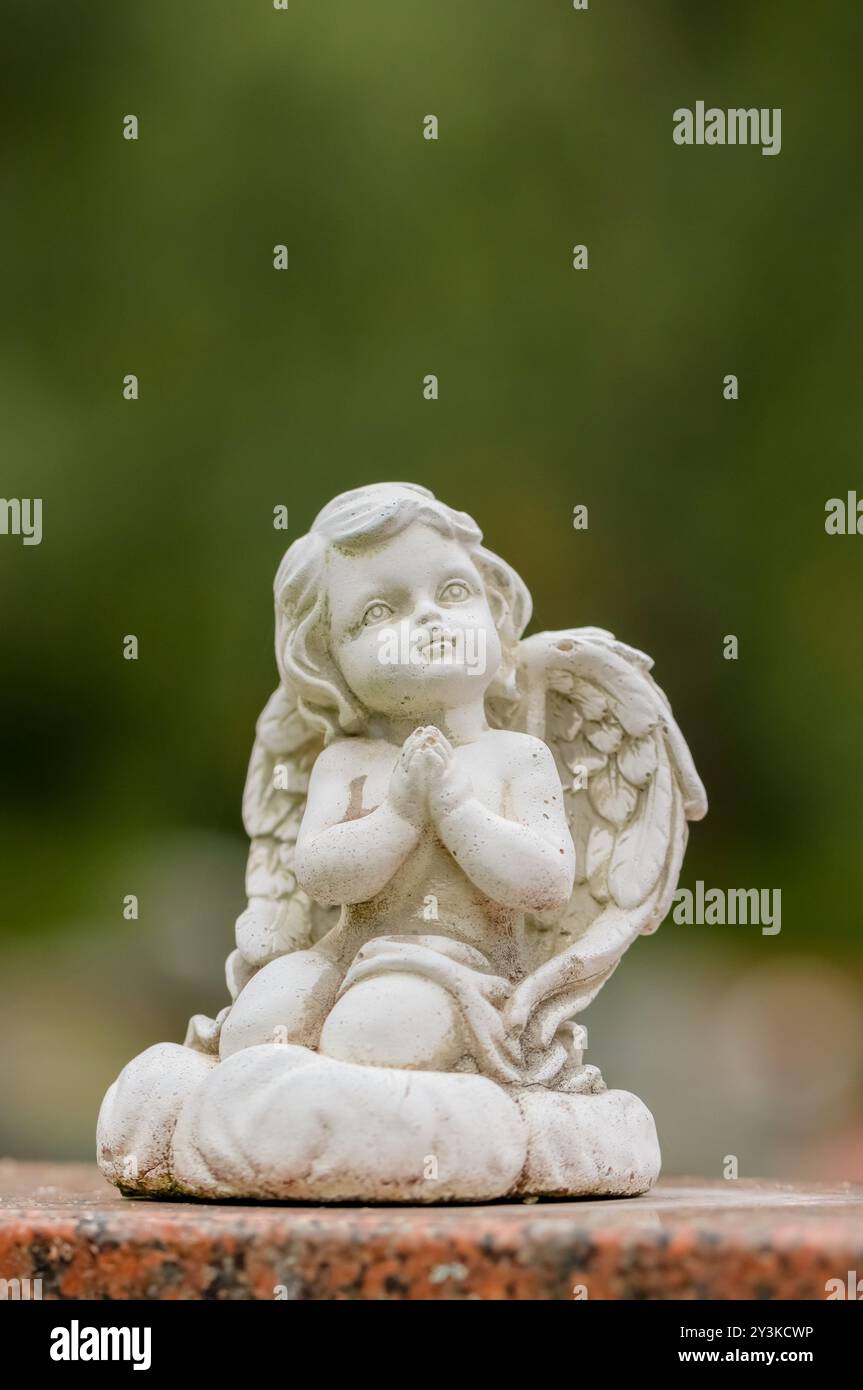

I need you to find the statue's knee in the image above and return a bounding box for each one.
[318,973,464,1070]
[219,950,342,1059]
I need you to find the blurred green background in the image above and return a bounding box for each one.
[1,0,861,1179]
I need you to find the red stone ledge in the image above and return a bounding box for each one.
[1,1161,861,1300]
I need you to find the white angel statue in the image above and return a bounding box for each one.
[98,482,706,1201]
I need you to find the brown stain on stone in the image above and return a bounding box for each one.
[343,775,376,822]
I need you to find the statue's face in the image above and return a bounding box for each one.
[327,522,502,719]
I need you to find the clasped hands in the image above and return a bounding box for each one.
[388,726,473,830]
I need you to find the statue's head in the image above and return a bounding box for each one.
[274,483,531,739]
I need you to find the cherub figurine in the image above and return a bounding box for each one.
[98,483,706,1201]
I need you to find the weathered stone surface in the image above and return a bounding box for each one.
[170,1044,529,1202]
[2,1162,862,1301]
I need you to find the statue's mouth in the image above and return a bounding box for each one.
[418,630,457,660]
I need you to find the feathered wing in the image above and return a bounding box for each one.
[184,682,336,1051]
[502,627,707,1052]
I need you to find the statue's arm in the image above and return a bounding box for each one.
[435,737,574,913]
[294,745,420,906]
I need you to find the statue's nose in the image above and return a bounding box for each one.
[416,603,443,627]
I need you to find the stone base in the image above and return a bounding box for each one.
[96,1041,660,1202]
[3,1162,863,1299]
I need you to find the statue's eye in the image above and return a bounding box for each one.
[440,581,470,603]
[361,601,392,626]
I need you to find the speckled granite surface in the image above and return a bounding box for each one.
[1,1161,861,1300]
